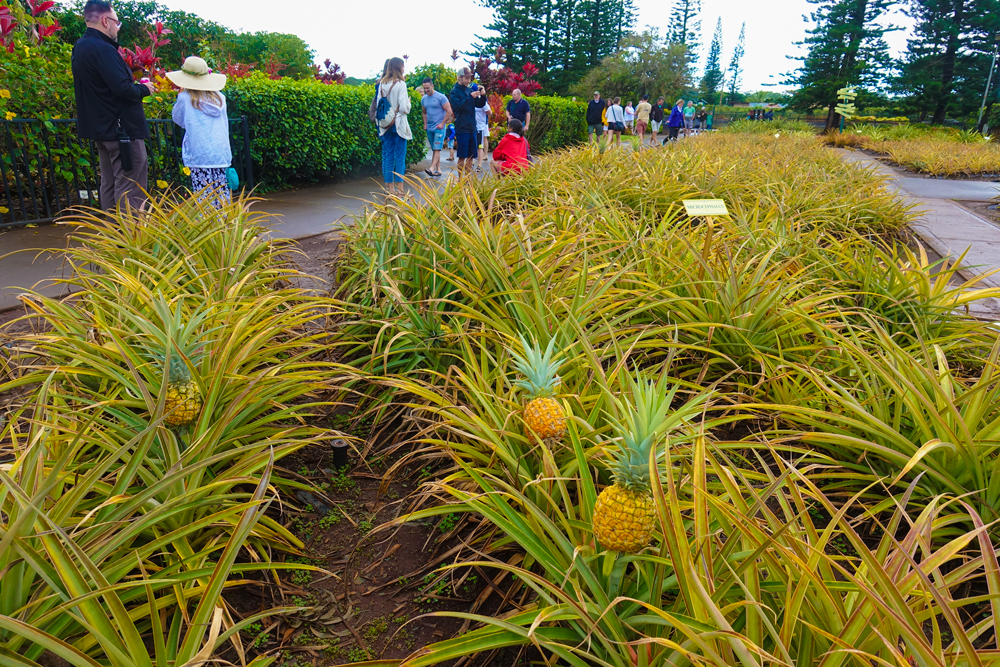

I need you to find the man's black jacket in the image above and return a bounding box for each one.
[448,83,486,134]
[586,99,605,125]
[72,28,150,141]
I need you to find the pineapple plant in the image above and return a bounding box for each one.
[593,374,702,554]
[511,336,567,442]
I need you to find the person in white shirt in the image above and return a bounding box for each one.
[167,56,232,209]
[376,57,412,195]
[624,101,635,131]
[608,97,625,147]
[475,101,491,172]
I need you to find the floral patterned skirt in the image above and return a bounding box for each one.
[190,167,231,209]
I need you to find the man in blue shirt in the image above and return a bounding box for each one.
[505,89,531,133]
[420,78,453,177]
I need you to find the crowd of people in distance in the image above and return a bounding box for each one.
[747,109,775,121]
[586,93,713,146]
[371,59,533,190]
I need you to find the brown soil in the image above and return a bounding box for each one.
[229,439,505,666]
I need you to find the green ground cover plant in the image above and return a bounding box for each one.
[329,133,1000,665]
[0,195,343,663]
[6,132,1000,665]
[828,123,1000,176]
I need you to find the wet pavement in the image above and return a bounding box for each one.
[0,150,468,311]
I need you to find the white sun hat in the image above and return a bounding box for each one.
[166,56,227,91]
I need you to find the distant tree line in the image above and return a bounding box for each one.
[472,0,763,109]
[472,0,639,92]
[786,0,1000,129]
[54,0,317,79]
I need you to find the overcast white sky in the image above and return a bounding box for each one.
[159,0,914,92]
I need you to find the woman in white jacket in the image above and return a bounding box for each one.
[166,57,232,209]
[377,57,412,195]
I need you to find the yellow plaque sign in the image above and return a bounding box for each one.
[683,199,729,217]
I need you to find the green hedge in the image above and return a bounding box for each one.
[490,96,588,152]
[224,76,426,191]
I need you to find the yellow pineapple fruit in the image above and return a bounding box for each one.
[147,296,206,429]
[511,336,566,442]
[593,373,689,554]
[163,355,202,428]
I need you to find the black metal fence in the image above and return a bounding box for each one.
[0,117,254,229]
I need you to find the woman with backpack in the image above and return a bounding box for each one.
[167,56,233,210]
[375,57,412,195]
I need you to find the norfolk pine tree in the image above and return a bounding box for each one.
[786,0,894,131]
[896,0,1000,123]
[701,18,725,96]
[667,0,702,57]
[726,22,745,104]
[474,0,636,92]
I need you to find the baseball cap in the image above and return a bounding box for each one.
[593,91,600,95]
[456,66,472,77]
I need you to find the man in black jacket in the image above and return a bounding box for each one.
[448,67,487,176]
[72,0,155,211]
[586,91,604,144]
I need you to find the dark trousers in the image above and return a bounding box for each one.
[96,139,148,211]
[663,126,681,143]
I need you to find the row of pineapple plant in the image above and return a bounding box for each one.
[328,133,1000,665]
[0,196,344,664]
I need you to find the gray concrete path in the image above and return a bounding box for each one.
[837,149,1000,318]
[0,151,466,312]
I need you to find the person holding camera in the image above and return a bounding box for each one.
[448,67,487,176]
[72,0,155,212]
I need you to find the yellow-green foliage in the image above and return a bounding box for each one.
[829,123,1000,176]
[332,134,1000,667]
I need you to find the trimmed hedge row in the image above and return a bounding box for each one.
[490,96,589,152]
[225,81,589,189]
[224,76,427,191]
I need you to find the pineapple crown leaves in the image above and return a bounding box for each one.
[510,335,563,399]
[135,295,216,377]
[604,372,712,479]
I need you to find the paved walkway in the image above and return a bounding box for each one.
[0,152,466,311]
[836,149,1000,318]
[837,150,1000,282]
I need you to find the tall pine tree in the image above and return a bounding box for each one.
[726,23,745,104]
[701,18,724,96]
[667,0,702,54]
[896,0,1000,123]
[785,0,894,131]
[474,0,636,92]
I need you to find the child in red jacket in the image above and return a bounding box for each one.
[491,119,531,175]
